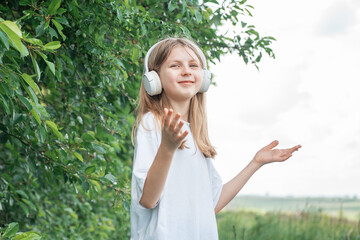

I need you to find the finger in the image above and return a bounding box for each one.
[285,145,302,154]
[178,130,189,140]
[294,145,302,150]
[280,154,292,161]
[162,108,168,126]
[170,113,181,131]
[164,108,173,128]
[173,119,184,133]
[265,140,279,150]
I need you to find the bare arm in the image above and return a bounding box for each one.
[214,160,261,214]
[140,108,188,209]
[215,140,301,214]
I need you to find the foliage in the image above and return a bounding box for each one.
[0,0,275,238]
[0,222,41,240]
[217,210,360,240]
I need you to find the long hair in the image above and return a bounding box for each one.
[131,37,217,158]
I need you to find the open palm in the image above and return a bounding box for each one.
[253,140,301,166]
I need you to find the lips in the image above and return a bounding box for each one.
[179,81,194,84]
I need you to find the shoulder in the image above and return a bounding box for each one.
[137,112,161,138]
[140,112,160,131]
[135,112,162,149]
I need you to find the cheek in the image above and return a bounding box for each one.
[195,71,203,83]
[159,71,176,88]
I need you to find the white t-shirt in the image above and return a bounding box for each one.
[131,112,223,240]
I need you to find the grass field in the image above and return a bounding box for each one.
[223,195,360,221]
[216,195,360,240]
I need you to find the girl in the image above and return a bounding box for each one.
[130,37,301,240]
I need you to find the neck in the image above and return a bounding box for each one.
[168,99,190,123]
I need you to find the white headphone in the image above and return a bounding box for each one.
[142,38,211,96]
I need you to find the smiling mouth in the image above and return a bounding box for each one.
[179,81,194,84]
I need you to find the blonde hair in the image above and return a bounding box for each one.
[131,37,217,158]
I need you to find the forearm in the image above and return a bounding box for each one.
[215,160,262,214]
[140,143,175,209]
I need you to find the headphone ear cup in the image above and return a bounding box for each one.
[199,69,211,93]
[143,71,162,96]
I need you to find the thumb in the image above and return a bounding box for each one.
[265,140,279,150]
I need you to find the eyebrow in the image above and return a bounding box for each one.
[167,59,199,64]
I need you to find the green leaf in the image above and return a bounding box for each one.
[19,201,29,217]
[0,82,12,96]
[15,190,29,198]
[264,36,276,41]
[1,21,22,37]
[45,60,55,75]
[48,27,58,39]
[104,173,117,184]
[13,231,41,240]
[73,151,83,162]
[45,120,63,140]
[131,47,139,64]
[36,51,47,60]
[0,30,9,50]
[22,199,37,211]
[0,93,10,114]
[210,14,221,26]
[92,143,106,154]
[0,22,23,55]
[55,56,63,81]
[30,54,41,81]
[19,0,31,6]
[195,10,202,23]
[85,166,96,175]
[19,79,38,104]
[18,95,32,111]
[35,21,46,37]
[168,1,176,12]
[38,125,47,143]
[21,42,29,57]
[22,73,40,94]
[64,207,78,219]
[23,37,43,46]
[51,19,66,41]
[255,52,262,62]
[2,222,19,238]
[43,41,61,50]
[34,103,50,120]
[48,0,62,15]
[57,8,67,15]
[81,180,90,192]
[81,132,95,142]
[30,108,41,124]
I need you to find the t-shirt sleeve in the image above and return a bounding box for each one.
[132,113,161,209]
[207,158,223,209]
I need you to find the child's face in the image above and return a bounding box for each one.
[158,46,203,103]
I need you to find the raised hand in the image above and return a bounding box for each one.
[160,108,189,151]
[253,140,301,166]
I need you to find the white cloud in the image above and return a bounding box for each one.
[318,1,356,35]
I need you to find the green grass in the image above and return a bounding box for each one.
[217,195,360,240]
[217,210,360,240]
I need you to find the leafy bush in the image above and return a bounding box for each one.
[0,0,275,238]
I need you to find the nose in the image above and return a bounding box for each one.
[181,65,192,76]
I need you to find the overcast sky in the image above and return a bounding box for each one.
[207,0,360,197]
